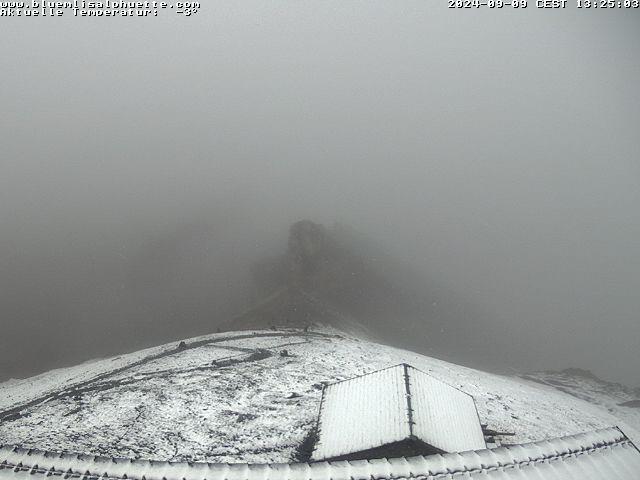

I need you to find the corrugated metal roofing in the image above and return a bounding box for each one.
[408,365,486,454]
[312,364,485,460]
[0,427,639,480]
[312,364,409,460]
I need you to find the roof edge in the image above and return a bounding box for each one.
[0,427,634,480]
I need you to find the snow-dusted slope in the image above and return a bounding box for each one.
[520,369,640,442]
[0,326,637,463]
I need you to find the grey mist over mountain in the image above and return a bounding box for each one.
[1,3,639,386]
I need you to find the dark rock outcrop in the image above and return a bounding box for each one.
[224,220,396,331]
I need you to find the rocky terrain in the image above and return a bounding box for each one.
[1,324,638,463]
[521,368,640,437]
[2,220,637,463]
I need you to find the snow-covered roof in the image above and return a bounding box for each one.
[0,427,639,480]
[312,364,486,460]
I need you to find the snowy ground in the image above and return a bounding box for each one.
[0,326,638,463]
[520,368,640,443]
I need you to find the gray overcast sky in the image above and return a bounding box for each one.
[1,3,639,385]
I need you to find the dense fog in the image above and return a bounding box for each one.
[1,2,638,387]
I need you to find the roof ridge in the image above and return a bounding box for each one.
[402,364,415,438]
